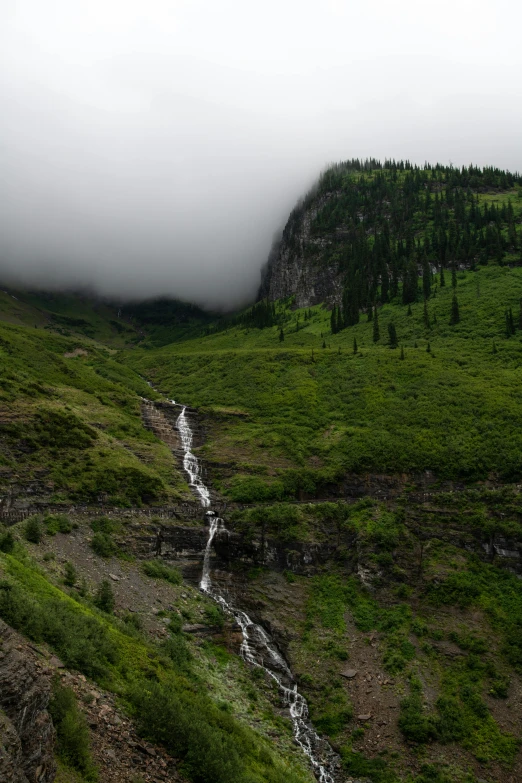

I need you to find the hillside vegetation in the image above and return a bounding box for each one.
[2,161,522,783]
[0,313,190,505]
[128,263,522,501]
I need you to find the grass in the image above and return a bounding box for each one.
[127,265,522,498]
[142,559,183,584]
[0,314,190,505]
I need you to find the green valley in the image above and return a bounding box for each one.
[2,161,522,783]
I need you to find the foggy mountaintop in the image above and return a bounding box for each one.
[1,1,521,310]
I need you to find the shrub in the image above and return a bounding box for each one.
[64,562,77,587]
[91,533,116,558]
[162,635,192,670]
[142,560,182,585]
[94,580,115,614]
[168,612,183,634]
[314,707,353,737]
[127,681,244,783]
[90,517,115,535]
[121,611,143,633]
[341,747,397,783]
[49,679,97,780]
[0,530,15,553]
[0,581,118,678]
[204,604,225,629]
[398,679,438,743]
[44,514,72,535]
[24,517,43,544]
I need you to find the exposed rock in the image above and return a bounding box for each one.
[0,620,56,783]
[341,668,358,679]
[0,710,28,783]
[260,194,344,308]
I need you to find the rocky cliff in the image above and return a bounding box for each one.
[260,194,344,308]
[0,620,56,783]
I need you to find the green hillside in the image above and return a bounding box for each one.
[127,264,522,500]
[0,314,190,505]
[2,160,522,783]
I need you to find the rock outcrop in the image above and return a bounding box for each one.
[260,194,344,308]
[0,620,56,783]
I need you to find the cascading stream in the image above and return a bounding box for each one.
[172,400,338,783]
[175,406,211,508]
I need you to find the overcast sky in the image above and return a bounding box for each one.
[1,0,521,309]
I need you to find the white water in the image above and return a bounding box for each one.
[175,404,337,783]
[175,406,211,508]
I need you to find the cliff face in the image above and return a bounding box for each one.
[0,620,56,783]
[260,195,343,308]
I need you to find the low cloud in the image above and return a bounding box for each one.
[1,1,521,310]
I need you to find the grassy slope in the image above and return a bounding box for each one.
[127,264,522,500]
[0,313,191,505]
[0,288,140,347]
[0,541,313,783]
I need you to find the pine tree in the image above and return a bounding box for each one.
[423,300,430,328]
[94,579,115,614]
[440,266,445,287]
[64,562,77,587]
[372,308,380,342]
[407,304,412,316]
[388,322,398,348]
[492,341,498,354]
[353,337,358,354]
[452,266,457,289]
[400,346,405,360]
[279,328,284,342]
[450,295,460,325]
[509,307,516,334]
[322,340,326,349]
[422,260,431,300]
[426,342,431,353]
[330,307,337,334]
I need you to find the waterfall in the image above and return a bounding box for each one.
[175,406,211,508]
[174,401,338,783]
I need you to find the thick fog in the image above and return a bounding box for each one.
[1,1,521,310]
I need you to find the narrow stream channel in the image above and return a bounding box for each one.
[173,402,339,783]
